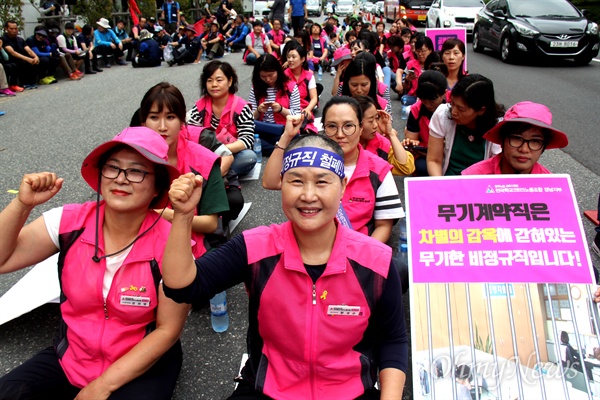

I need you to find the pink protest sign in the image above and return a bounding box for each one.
[425,28,468,73]
[404,175,594,284]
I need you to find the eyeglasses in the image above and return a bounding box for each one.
[324,122,358,137]
[101,165,153,183]
[507,135,545,151]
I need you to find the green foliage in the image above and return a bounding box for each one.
[572,0,600,24]
[0,0,24,30]
[72,0,115,26]
[475,323,494,355]
[137,0,159,20]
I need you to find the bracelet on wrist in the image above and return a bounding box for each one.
[274,141,286,150]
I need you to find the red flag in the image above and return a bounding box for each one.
[129,0,141,25]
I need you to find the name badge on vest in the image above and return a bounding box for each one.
[120,295,151,307]
[327,305,362,316]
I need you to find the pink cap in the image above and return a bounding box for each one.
[332,47,352,67]
[483,101,568,150]
[81,127,180,208]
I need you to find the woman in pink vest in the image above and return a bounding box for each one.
[283,41,319,120]
[163,130,408,399]
[249,54,301,155]
[0,128,190,399]
[355,95,415,176]
[264,96,404,244]
[341,53,392,114]
[440,38,467,96]
[187,61,257,176]
[137,82,231,256]
[402,70,448,176]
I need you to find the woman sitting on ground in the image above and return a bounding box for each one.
[355,95,415,176]
[163,128,408,399]
[187,60,257,176]
[403,70,448,176]
[427,74,504,176]
[263,96,404,244]
[248,54,301,155]
[0,128,189,399]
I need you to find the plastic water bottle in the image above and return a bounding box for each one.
[210,291,229,333]
[253,133,262,163]
[399,217,407,242]
[318,65,323,81]
[401,97,409,120]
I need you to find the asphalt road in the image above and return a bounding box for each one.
[0,26,599,400]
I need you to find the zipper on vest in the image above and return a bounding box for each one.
[103,301,108,319]
[312,284,317,305]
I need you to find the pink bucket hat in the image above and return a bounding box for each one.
[81,127,180,208]
[332,47,352,67]
[484,101,568,150]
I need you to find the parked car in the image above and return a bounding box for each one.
[398,0,434,25]
[307,0,323,16]
[473,0,600,65]
[363,2,375,13]
[426,0,484,35]
[337,0,355,16]
[375,1,385,16]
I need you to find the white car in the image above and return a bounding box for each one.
[336,0,355,16]
[426,0,484,34]
[307,0,323,16]
[363,2,375,13]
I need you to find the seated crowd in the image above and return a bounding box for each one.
[2,6,597,400]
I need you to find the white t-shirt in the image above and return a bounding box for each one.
[44,206,132,301]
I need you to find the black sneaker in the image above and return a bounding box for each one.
[85,69,97,75]
[93,67,103,72]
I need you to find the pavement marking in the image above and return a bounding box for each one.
[7,190,18,194]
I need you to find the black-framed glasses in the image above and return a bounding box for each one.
[507,135,545,151]
[101,165,152,183]
[324,122,358,137]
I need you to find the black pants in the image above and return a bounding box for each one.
[1,61,18,85]
[172,47,199,65]
[14,59,39,86]
[0,342,182,400]
[95,44,124,64]
[133,57,161,68]
[291,15,304,36]
[122,41,134,61]
[83,51,100,72]
[38,56,59,77]
[230,41,246,52]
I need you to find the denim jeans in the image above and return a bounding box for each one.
[382,66,392,89]
[232,149,258,175]
[401,95,418,106]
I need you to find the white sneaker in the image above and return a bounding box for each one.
[330,69,336,76]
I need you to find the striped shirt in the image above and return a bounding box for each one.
[187,103,255,149]
[248,86,301,123]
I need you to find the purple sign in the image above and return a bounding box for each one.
[425,28,468,73]
[404,175,594,284]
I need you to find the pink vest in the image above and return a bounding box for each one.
[195,94,247,144]
[462,153,552,175]
[55,202,173,388]
[243,31,266,62]
[284,68,313,109]
[409,101,431,148]
[243,221,392,398]
[343,146,393,235]
[406,59,422,96]
[364,132,391,161]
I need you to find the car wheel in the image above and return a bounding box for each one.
[501,35,517,64]
[472,27,484,53]
[574,53,594,66]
